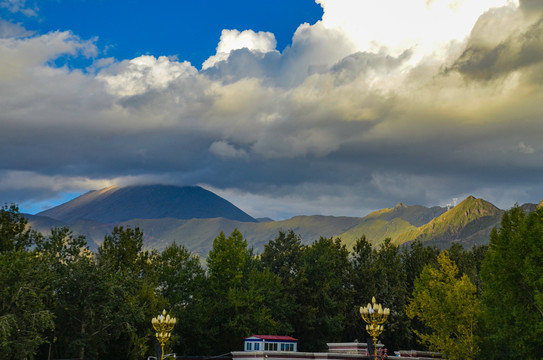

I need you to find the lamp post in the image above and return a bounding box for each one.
[152,309,177,360]
[360,297,390,359]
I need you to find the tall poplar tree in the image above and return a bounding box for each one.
[406,251,481,360]
[480,206,543,359]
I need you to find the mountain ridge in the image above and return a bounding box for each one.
[24,185,543,257]
[392,196,504,248]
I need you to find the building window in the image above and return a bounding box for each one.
[246,343,252,351]
[255,343,260,351]
[281,343,294,351]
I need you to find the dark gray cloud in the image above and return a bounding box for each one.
[448,9,543,81]
[520,0,543,12]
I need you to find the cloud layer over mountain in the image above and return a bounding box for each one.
[1,0,542,219]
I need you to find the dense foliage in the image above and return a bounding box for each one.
[406,251,481,360]
[0,203,541,359]
[480,206,543,359]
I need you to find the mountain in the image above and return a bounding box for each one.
[27,214,366,256]
[37,185,257,223]
[26,186,449,256]
[336,203,447,248]
[392,196,504,248]
[364,202,447,227]
[27,185,542,257]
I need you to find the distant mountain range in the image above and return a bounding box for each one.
[25,184,542,257]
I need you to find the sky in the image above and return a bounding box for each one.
[1,0,543,220]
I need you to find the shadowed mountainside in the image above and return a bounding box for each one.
[37,185,257,223]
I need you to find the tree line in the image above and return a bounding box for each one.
[0,203,542,360]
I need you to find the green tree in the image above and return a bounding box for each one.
[157,242,208,355]
[371,239,410,351]
[400,240,439,350]
[348,237,410,352]
[346,236,377,344]
[206,229,284,354]
[97,226,153,274]
[0,205,53,359]
[406,250,481,360]
[96,226,164,360]
[0,203,41,252]
[0,250,55,359]
[294,237,352,351]
[480,206,543,359]
[448,243,488,291]
[402,240,439,296]
[260,230,305,285]
[34,227,126,360]
[260,230,304,336]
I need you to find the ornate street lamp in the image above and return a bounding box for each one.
[360,297,390,359]
[152,309,177,360]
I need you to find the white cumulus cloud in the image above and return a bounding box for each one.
[98,55,198,97]
[202,29,277,69]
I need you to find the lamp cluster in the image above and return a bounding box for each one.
[360,297,390,359]
[152,309,177,360]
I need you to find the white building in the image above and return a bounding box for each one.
[243,335,298,352]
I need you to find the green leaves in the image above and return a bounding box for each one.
[205,229,286,354]
[207,229,248,290]
[0,250,55,359]
[480,206,543,359]
[0,203,41,252]
[406,251,481,360]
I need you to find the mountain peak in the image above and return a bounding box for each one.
[393,195,503,247]
[366,202,447,227]
[38,184,257,223]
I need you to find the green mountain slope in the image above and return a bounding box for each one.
[28,214,364,257]
[129,215,364,256]
[392,196,504,248]
[336,202,446,249]
[338,217,416,248]
[365,203,447,226]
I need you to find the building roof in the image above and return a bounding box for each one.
[244,335,298,341]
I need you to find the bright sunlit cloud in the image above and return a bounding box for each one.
[317,0,519,61]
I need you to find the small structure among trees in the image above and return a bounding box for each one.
[243,335,298,352]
